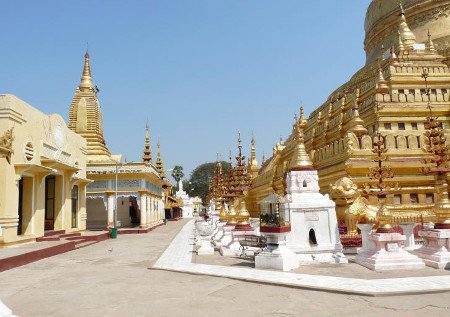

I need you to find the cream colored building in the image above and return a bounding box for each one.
[0,94,89,247]
[68,52,165,229]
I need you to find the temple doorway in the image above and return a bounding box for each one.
[17,176,33,235]
[17,178,23,235]
[45,175,56,230]
[71,185,79,228]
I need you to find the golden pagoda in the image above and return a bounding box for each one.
[245,2,450,225]
[68,51,111,162]
[68,51,167,229]
[229,132,252,197]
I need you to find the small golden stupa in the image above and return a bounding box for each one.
[235,201,252,231]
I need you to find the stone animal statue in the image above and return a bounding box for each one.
[330,177,378,235]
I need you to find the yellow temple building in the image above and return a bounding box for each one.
[241,1,450,229]
[0,95,89,246]
[68,52,168,230]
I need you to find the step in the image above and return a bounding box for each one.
[36,237,60,242]
[59,233,82,238]
[74,241,98,249]
[0,241,76,272]
[44,230,65,237]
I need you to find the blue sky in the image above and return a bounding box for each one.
[2,0,371,180]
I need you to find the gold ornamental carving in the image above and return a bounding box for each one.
[0,127,14,163]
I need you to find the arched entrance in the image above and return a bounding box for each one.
[309,228,318,245]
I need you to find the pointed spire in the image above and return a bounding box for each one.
[299,104,307,128]
[427,29,437,53]
[142,122,152,164]
[398,2,416,50]
[398,30,405,52]
[79,50,94,91]
[347,89,368,137]
[289,119,313,171]
[390,46,397,59]
[376,59,389,94]
[155,140,166,179]
[249,132,259,177]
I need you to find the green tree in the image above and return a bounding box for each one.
[171,165,184,186]
[188,161,231,203]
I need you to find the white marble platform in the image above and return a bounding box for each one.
[152,220,450,296]
[0,300,15,317]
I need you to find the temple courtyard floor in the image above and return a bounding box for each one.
[0,219,449,317]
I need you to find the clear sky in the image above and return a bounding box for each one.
[2,0,371,180]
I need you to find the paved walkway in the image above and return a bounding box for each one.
[154,220,450,296]
[1,219,449,317]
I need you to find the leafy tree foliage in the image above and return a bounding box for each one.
[171,165,184,185]
[186,161,231,203]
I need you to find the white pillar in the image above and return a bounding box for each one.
[140,193,147,228]
[357,223,375,253]
[146,196,151,225]
[400,223,417,251]
[150,197,155,224]
[107,193,114,228]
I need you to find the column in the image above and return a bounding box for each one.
[146,196,152,225]
[400,223,417,251]
[151,196,155,225]
[357,223,375,253]
[139,192,147,228]
[107,192,115,228]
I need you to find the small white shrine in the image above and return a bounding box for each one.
[175,180,194,218]
[285,169,347,264]
[256,120,346,270]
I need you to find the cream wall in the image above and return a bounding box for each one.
[0,94,88,246]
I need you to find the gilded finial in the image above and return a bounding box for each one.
[427,29,437,53]
[289,120,313,171]
[155,139,166,179]
[142,122,153,164]
[398,30,405,52]
[398,1,416,49]
[347,89,368,137]
[249,132,258,175]
[376,59,389,94]
[390,46,397,59]
[79,50,94,91]
[299,105,307,128]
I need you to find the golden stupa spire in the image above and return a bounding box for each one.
[289,113,313,171]
[397,30,405,52]
[155,140,166,179]
[376,59,389,94]
[142,122,152,164]
[299,104,307,128]
[347,89,368,137]
[79,50,94,91]
[390,46,397,59]
[427,30,437,53]
[398,2,416,50]
[248,132,259,177]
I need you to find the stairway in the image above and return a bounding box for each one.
[37,230,109,249]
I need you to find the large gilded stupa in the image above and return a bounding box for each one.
[245,0,450,225]
[365,0,450,64]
